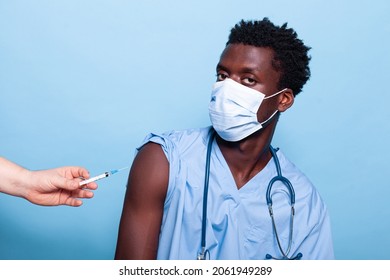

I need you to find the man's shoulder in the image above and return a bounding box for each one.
[162,126,211,139]
[276,148,329,207]
[276,148,315,187]
[159,126,211,147]
[140,126,212,153]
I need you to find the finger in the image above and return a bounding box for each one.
[63,178,84,191]
[83,181,98,190]
[64,179,98,192]
[62,190,94,206]
[72,189,95,199]
[67,166,91,179]
[64,198,83,207]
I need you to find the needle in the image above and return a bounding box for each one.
[79,166,129,186]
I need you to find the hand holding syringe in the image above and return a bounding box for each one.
[79,166,129,186]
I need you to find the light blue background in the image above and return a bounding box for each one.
[1,0,389,260]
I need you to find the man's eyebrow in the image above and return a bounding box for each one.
[216,64,261,73]
[216,63,228,72]
[240,65,262,73]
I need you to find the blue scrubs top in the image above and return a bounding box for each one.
[138,126,334,260]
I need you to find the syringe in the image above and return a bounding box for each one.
[79,166,129,186]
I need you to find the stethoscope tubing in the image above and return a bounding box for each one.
[198,129,302,260]
[198,129,215,260]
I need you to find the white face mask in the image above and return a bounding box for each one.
[208,78,286,142]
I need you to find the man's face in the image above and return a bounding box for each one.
[216,43,282,124]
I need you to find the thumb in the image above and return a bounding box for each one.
[50,175,80,191]
[63,178,81,190]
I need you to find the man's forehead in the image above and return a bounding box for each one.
[218,44,276,70]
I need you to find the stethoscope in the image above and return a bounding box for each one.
[197,129,303,260]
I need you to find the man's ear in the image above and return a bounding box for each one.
[278,89,294,112]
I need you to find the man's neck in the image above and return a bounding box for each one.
[216,123,276,189]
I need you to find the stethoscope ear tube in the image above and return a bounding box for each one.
[266,176,296,206]
[267,147,300,260]
[267,147,295,205]
[198,129,215,260]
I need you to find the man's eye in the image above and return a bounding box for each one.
[242,78,256,86]
[216,73,228,81]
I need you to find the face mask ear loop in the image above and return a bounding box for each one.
[260,110,279,126]
[263,88,287,100]
[260,88,286,126]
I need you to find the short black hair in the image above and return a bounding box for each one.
[227,18,311,96]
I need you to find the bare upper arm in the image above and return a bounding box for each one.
[115,142,169,259]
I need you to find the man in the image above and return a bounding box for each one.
[115,18,334,259]
[0,157,97,207]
